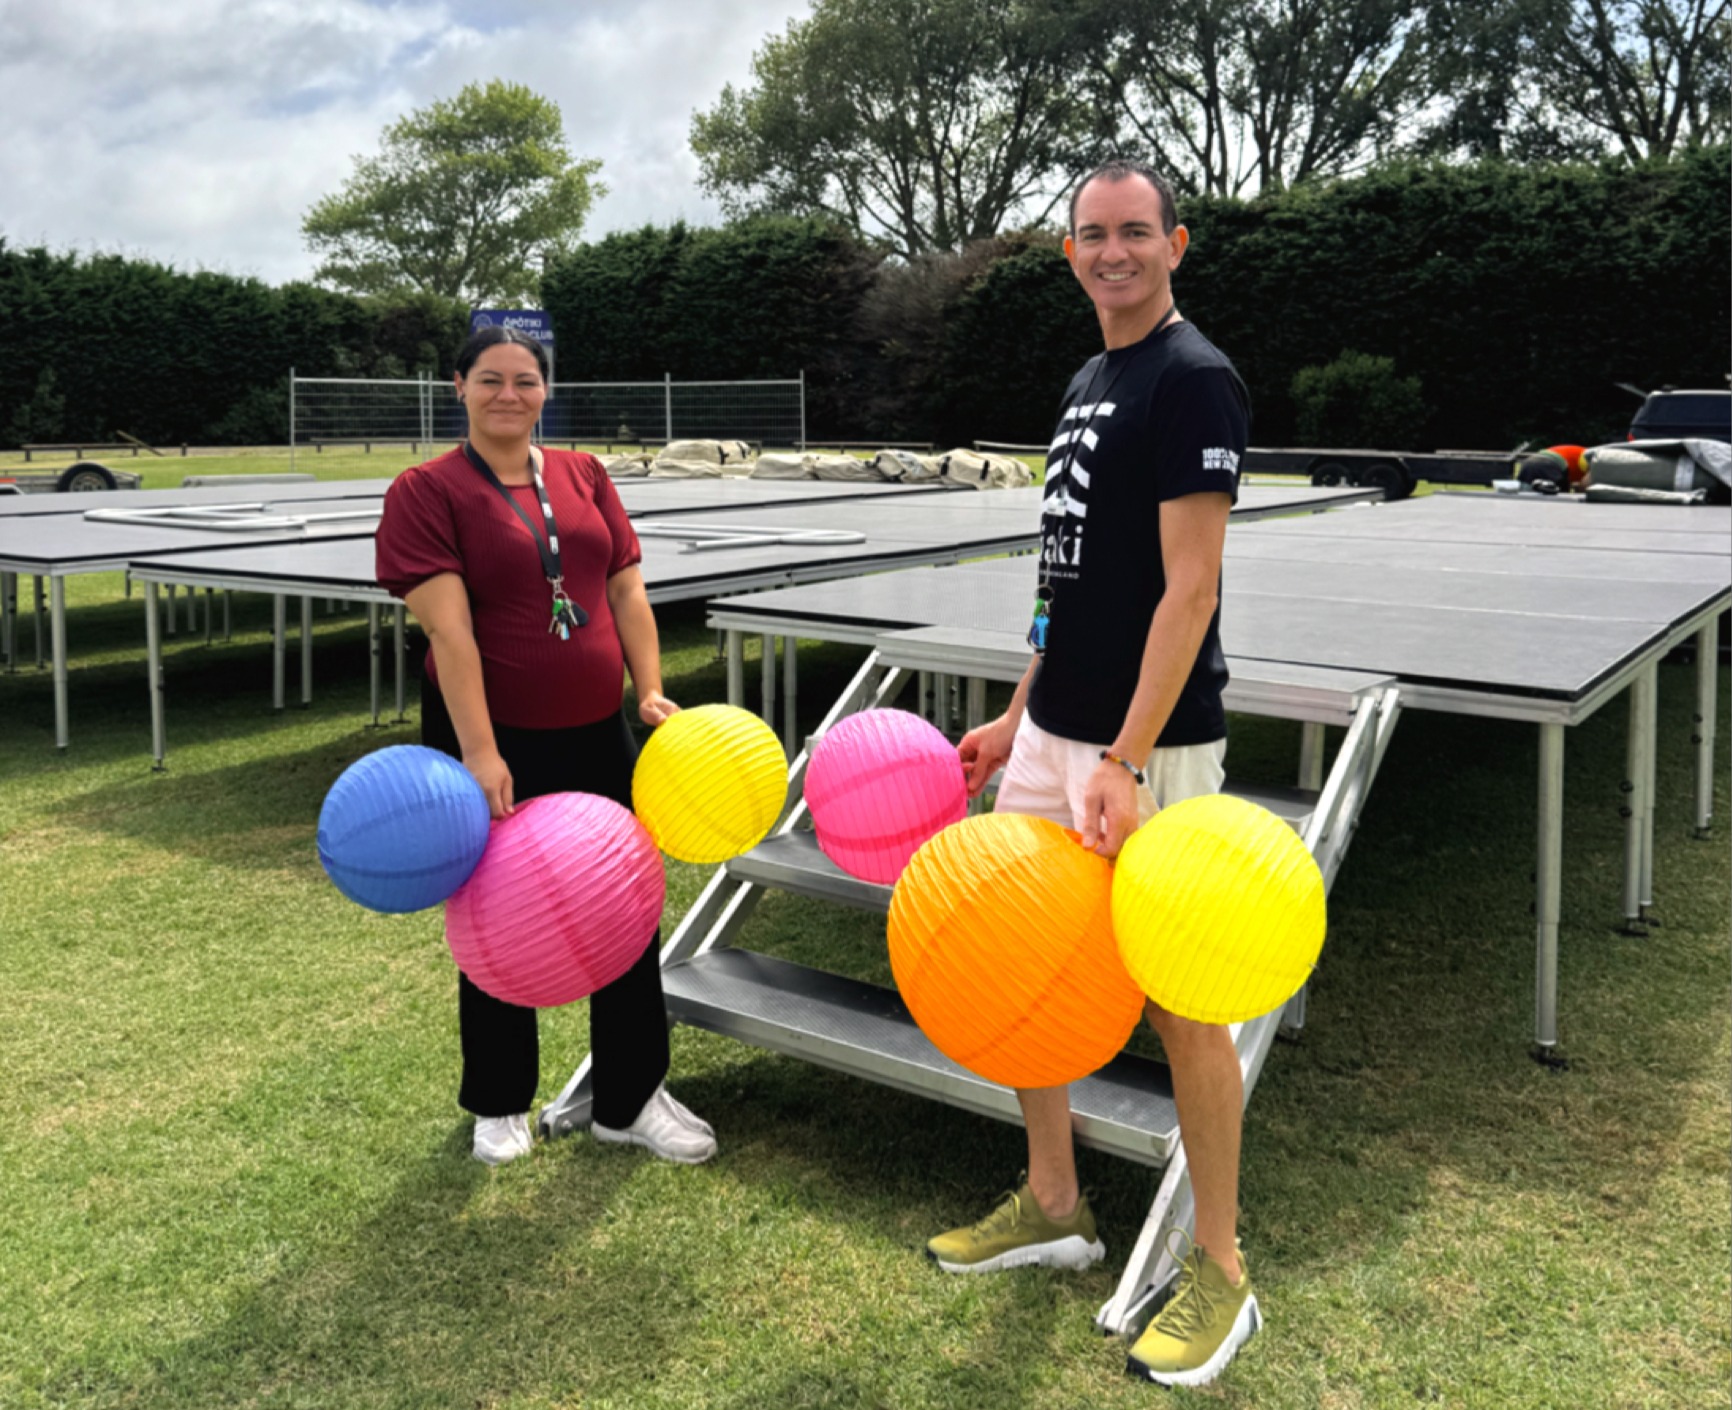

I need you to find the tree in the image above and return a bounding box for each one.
[303,80,603,305]
[690,0,1098,258]
[1421,0,1729,161]
[1079,0,1436,198]
[1526,0,1729,159]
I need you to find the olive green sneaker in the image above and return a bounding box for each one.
[1125,1236,1260,1387]
[926,1180,1106,1274]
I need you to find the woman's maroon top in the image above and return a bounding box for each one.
[375,445,642,729]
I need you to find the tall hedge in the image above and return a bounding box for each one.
[3,149,1723,451]
[0,244,466,448]
[541,216,883,437]
[941,147,1729,449]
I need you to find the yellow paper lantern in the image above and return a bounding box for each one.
[888,813,1145,1089]
[1113,794,1326,1025]
[632,704,788,863]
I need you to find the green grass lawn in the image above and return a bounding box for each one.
[1,513,1727,1407]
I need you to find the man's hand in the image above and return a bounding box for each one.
[957,714,1018,798]
[465,745,515,820]
[1081,758,1142,858]
[638,689,680,727]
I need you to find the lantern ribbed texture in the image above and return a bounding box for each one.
[805,709,967,884]
[888,813,1145,1089]
[317,745,491,914]
[445,792,665,1009]
[632,704,788,864]
[1112,794,1327,1025]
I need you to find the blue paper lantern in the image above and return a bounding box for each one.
[318,746,491,913]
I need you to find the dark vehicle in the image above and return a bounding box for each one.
[1629,389,1732,443]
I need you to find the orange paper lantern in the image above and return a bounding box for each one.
[888,813,1145,1089]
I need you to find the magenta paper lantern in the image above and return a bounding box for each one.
[805,708,968,884]
[445,792,665,1009]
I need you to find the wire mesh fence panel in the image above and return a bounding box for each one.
[289,377,456,465]
[290,375,805,456]
[667,380,805,448]
[540,383,672,445]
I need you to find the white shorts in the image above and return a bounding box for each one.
[994,715,1226,831]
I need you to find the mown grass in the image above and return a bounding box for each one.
[1,525,1727,1408]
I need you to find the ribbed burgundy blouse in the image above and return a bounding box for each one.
[375,446,643,729]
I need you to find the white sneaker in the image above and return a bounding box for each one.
[592,1085,717,1164]
[472,1112,534,1166]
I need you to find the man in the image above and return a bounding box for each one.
[928,159,1256,1389]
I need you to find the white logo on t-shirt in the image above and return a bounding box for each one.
[1203,447,1240,475]
[1042,400,1115,573]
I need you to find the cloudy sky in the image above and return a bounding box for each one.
[0,0,809,286]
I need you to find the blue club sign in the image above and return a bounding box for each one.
[470,309,554,374]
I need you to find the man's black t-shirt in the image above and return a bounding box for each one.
[1025,319,1250,748]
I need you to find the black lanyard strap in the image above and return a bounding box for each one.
[462,442,588,637]
[462,442,563,581]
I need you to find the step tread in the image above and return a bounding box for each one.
[727,779,1318,907]
[664,948,1178,1160]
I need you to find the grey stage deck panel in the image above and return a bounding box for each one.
[709,554,1728,639]
[127,539,392,592]
[111,482,1380,606]
[1222,596,1678,700]
[1223,531,1732,585]
[119,497,1038,602]
[1246,502,1729,557]
[1229,558,1727,628]
[615,479,958,515]
[707,554,1725,701]
[0,479,396,517]
[0,513,382,571]
[1421,492,1732,535]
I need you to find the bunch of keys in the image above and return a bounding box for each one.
[547,577,589,641]
[1027,591,1051,654]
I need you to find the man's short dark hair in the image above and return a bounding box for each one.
[1068,160,1178,237]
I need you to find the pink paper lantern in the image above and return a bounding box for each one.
[805,709,968,884]
[445,792,665,1009]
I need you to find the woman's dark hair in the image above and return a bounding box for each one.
[455,324,550,382]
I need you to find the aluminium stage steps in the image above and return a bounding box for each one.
[542,637,1401,1337]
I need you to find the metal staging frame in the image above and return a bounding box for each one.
[539,636,1402,1341]
[0,481,394,750]
[702,525,1729,1059]
[112,482,1386,766]
[0,479,1376,750]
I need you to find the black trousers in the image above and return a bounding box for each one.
[422,677,669,1127]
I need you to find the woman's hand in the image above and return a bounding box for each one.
[638,690,680,727]
[957,714,1018,798]
[464,745,515,819]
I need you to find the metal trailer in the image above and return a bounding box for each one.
[0,461,145,494]
[1244,446,1517,500]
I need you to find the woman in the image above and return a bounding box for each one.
[375,325,715,1166]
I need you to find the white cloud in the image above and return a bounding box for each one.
[0,0,807,285]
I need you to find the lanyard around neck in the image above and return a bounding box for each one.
[462,442,562,582]
[462,442,588,638]
[1074,303,1179,422]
